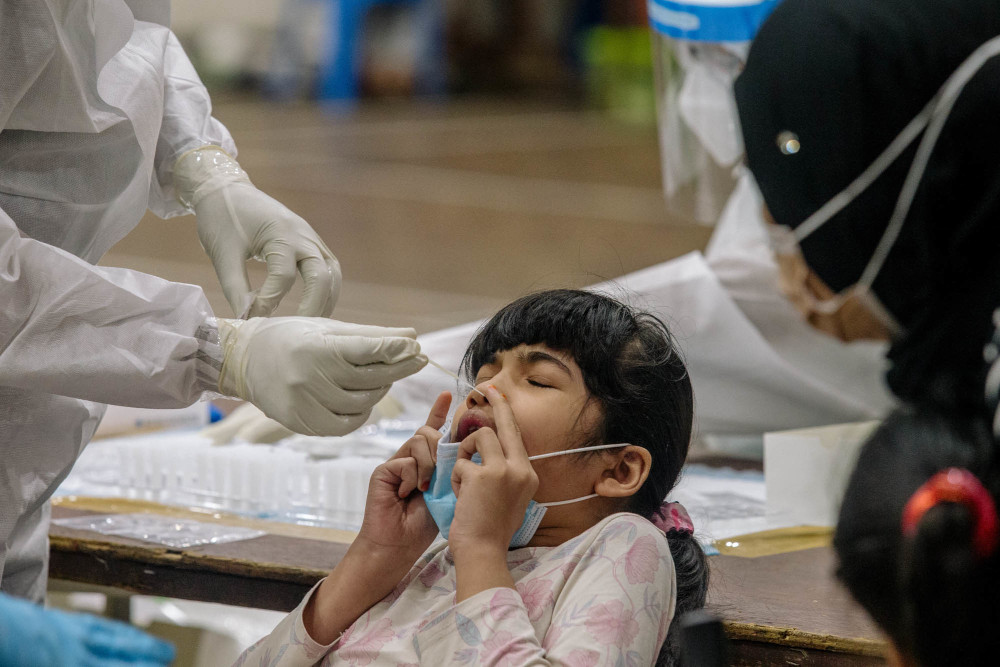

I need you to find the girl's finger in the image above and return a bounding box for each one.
[483,385,529,463]
[386,457,420,498]
[425,391,452,430]
[392,432,419,461]
[409,429,437,491]
[457,426,504,464]
[391,391,449,463]
[450,457,478,497]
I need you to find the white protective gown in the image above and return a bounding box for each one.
[0,1,232,599]
[391,172,897,447]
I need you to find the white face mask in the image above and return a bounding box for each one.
[423,441,637,548]
[766,34,1000,334]
[677,43,747,168]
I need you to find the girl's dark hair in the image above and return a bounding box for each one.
[461,289,707,665]
[833,406,1000,665]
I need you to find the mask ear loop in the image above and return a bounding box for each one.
[537,494,600,507]
[854,35,1000,292]
[529,443,639,508]
[793,101,933,243]
[787,35,1000,326]
[769,83,933,324]
[527,442,633,461]
[793,37,1000,246]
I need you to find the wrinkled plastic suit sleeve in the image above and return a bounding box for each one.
[0,210,221,407]
[148,30,237,218]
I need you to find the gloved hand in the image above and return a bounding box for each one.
[201,393,407,446]
[216,317,427,436]
[201,402,295,445]
[174,146,340,318]
[0,593,174,667]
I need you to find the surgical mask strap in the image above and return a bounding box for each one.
[793,34,1000,293]
[527,442,630,461]
[793,103,932,243]
[539,493,600,508]
[527,442,633,508]
[857,34,1000,290]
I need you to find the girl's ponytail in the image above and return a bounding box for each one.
[897,467,1000,665]
[653,503,709,666]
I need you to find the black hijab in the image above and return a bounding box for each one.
[735,0,1000,411]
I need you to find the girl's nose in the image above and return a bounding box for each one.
[465,380,491,409]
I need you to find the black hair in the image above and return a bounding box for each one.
[833,406,1000,666]
[461,288,707,665]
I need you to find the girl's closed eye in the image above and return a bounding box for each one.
[527,378,554,388]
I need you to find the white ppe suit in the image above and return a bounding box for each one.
[0,1,234,600]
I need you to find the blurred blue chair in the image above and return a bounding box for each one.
[317,0,445,102]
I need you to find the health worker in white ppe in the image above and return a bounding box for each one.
[0,1,427,603]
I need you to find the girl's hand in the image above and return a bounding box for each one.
[305,392,452,644]
[449,385,539,558]
[356,391,451,558]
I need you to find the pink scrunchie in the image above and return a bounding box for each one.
[653,501,694,535]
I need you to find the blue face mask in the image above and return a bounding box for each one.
[422,433,633,548]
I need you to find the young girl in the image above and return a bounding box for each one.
[234,289,708,666]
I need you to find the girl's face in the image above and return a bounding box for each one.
[451,343,604,503]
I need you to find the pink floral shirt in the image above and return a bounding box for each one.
[234,513,676,666]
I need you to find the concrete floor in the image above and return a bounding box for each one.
[102,96,712,334]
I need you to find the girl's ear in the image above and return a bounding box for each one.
[594,446,651,498]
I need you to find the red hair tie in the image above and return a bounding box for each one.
[653,502,694,535]
[901,468,1000,559]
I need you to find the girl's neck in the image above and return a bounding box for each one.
[523,503,619,548]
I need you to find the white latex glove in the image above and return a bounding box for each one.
[215,317,427,436]
[202,394,407,446]
[174,146,341,318]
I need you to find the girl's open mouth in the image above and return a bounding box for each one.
[456,411,494,441]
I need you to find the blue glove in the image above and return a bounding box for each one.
[0,593,175,666]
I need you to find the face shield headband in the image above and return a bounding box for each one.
[767,34,1000,330]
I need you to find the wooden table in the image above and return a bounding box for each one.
[49,505,885,666]
[707,548,884,666]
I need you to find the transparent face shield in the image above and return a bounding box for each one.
[765,35,1000,337]
[649,0,779,224]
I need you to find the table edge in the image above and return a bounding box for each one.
[49,534,330,586]
[722,621,886,657]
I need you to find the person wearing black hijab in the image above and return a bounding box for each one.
[735,4,1000,664]
[734,0,1000,412]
